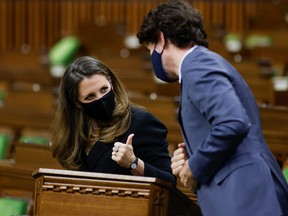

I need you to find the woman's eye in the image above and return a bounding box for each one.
[100,87,109,93]
[85,94,95,101]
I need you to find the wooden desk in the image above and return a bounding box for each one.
[259,105,288,165]
[33,168,202,216]
[13,142,62,171]
[0,164,34,196]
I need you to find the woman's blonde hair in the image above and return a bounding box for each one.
[50,56,132,170]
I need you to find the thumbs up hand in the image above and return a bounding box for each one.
[111,134,136,168]
[126,133,134,145]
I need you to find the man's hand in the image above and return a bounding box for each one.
[171,142,188,175]
[179,160,198,192]
[171,143,198,192]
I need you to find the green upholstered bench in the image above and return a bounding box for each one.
[49,36,80,66]
[18,135,49,145]
[0,133,10,159]
[0,89,5,106]
[0,197,29,216]
[283,167,288,183]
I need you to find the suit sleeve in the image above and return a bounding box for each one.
[131,109,176,184]
[184,57,251,184]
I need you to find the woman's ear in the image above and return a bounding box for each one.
[75,101,83,109]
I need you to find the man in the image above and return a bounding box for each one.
[137,0,288,215]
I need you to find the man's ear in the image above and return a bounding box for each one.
[159,31,166,47]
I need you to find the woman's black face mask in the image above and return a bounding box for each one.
[80,89,116,121]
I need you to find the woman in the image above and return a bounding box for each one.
[50,56,175,184]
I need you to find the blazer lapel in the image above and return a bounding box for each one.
[179,80,193,155]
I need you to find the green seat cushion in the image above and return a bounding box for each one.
[0,89,5,104]
[49,36,80,66]
[18,135,49,145]
[283,167,288,183]
[245,34,272,49]
[0,133,9,159]
[0,197,28,216]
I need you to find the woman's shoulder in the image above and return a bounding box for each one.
[130,105,166,129]
[131,105,153,119]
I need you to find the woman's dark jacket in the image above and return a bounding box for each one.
[80,106,176,184]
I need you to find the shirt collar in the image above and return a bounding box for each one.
[178,45,198,83]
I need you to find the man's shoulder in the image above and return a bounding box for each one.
[184,46,225,66]
[186,46,218,58]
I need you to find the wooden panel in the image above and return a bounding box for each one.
[273,91,288,106]
[13,142,62,171]
[259,105,288,165]
[38,190,149,216]
[0,0,271,52]
[32,168,201,216]
[0,90,54,131]
[263,130,288,164]
[259,105,288,132]
[3,1,13,50]
[233,60,274,104]
[28,0,39,49]
[0,1,7,50]
[4,90,54,114]
[0,165,35,194]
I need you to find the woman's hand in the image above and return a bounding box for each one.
[111,134,136,168]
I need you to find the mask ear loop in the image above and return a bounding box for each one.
[154,41,166,55]
[106,75,114,91]
[161,32,167,54]
[160,42,166,55]
[109,82,114,91]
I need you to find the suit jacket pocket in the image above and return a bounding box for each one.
[214,153,255,185]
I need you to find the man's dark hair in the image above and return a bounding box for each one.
[137,0,208,48]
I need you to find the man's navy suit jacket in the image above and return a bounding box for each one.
[179,46,288,215]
